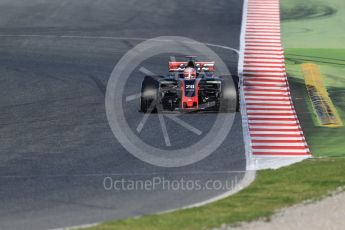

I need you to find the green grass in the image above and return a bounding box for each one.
[281,0,345,157]
[281,0,345,48]
[85,158,345,230]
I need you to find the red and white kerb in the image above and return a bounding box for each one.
[241,0,311,157]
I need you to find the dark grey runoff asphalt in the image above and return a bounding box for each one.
[0,0,245,229]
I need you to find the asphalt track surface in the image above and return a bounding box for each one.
[0,0,245,229]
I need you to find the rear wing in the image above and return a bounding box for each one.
[169,62,215,72]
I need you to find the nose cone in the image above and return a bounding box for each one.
[187,100,194,107]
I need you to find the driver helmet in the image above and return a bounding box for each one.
[183,67,196,80]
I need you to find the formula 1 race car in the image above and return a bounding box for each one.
[140,56,239,113]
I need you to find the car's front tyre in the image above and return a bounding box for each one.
[219,75,239,113]
[140,76,159,113]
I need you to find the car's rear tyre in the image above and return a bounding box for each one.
[219,75,239,113]
[140,76,159,113]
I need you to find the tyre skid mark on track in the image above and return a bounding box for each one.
[0,34,239,54]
